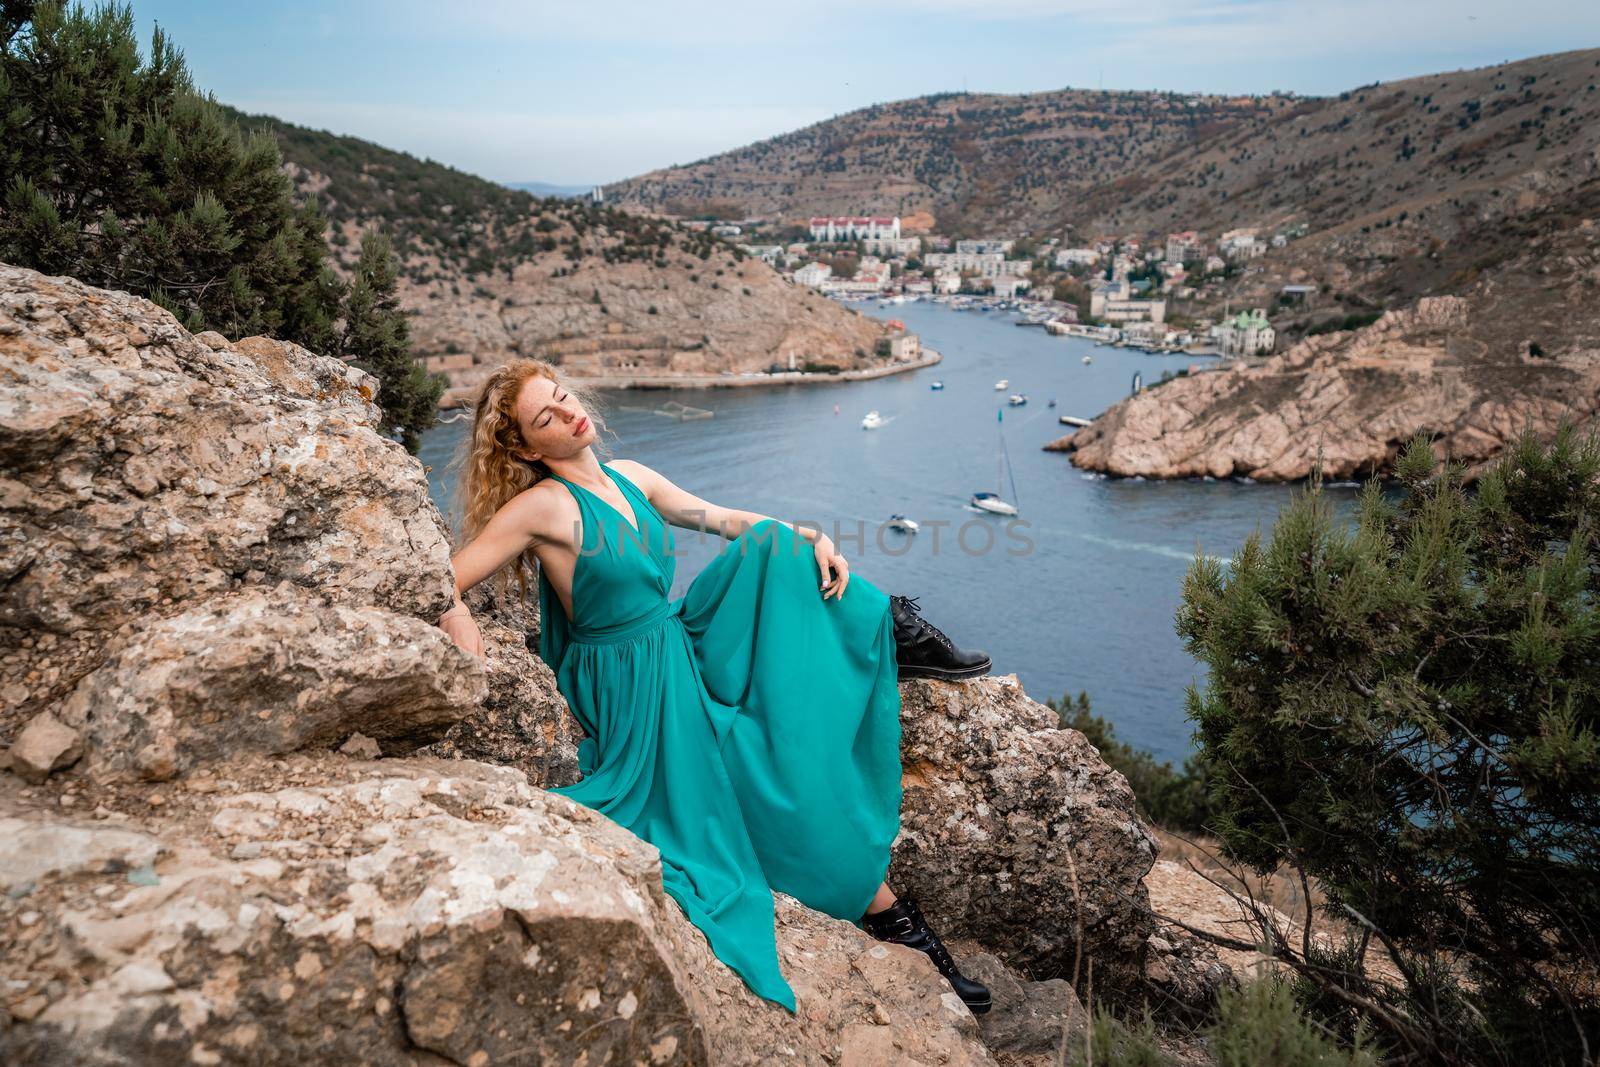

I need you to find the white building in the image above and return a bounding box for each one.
[922,251,1030,279]
[933,270,961,294]
[793,262,832,288]
[887,332,922,360]
[1165,231,1202,265]
[1054,248,1101,269]
[1218,228,1265,260]
[955,239,1014,255]
[809,215,900,242]
[1216,308,1275,356]
[863,236,920,257]
[992,275,1030,298]
[1090,278,1166,324]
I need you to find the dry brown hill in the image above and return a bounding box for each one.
[222,107,888,396]
[608,49,1600,253]
[606,89,1295,234]
[1072,49,1600,243]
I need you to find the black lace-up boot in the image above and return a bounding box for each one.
[861,896,992,1014]
[889,594,991,681]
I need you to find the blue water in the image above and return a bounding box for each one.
[419,300,1361,764]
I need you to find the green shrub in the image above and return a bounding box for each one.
[1178,425,1600,1063]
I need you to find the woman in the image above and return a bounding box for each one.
[435,358,994,1014]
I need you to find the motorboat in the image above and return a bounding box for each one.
[930,380,944,390]
[1047,397,1057,408]
[1007,393,1027,406]
[861,409,884,429]
[993,378,1009,390]
[1082,354,1092,364]
[886,514,920,533]
[970,491,1019,516]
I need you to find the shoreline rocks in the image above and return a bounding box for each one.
[1050,296,1600,483]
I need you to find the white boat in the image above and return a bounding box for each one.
[993,378,1009,390]
[1082,354,1092,364]
[1007,393,1027,406]
[970,491,1019,516]
[930,380,944,390]
[886,514,919,533]
[861,409,884,430]
[970,406,1021,515]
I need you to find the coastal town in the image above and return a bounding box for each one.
[662,207,1296,361]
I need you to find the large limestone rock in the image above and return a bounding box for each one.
[0,264,457,734]
[0,756,997,1066]
[52,584,487,783]
[0,262,1178,1063]
[894,675,1159,991]
[415,586,586,788]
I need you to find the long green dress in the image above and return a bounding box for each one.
[536,463,904,1012]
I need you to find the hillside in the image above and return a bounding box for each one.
[604,89,1294,234]
[218,107,889,395]
[607,50,1600,253]
[1050,179,1600,481]
[1070,49,1600,243]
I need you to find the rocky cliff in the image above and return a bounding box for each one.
[0,263,1227,1065]
[1051,204,1600,482]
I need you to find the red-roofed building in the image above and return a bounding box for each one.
[809,215,901,242]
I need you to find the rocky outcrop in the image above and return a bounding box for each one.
[0,265,457,735]
[1,263,1213,1064]
[1051,294,1600,482]
[405,256,889,397]
[893,676,1158,991]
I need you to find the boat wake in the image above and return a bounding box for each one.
[1069,529,1231,566]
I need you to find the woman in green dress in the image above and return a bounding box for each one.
[436,359,994,1014]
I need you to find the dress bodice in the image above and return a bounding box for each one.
[537,463,678,667]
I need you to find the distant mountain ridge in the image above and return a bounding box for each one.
[607,49,1600,246]
[605,87,1294,233]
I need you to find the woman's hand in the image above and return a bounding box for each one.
[438,603,485,660]
[813,534,850,601]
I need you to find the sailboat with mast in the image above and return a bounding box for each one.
[970,406,1020,515]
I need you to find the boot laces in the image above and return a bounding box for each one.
[903,900,958,974]
[895,594,957,653]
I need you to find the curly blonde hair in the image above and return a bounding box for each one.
[445,358,611,602]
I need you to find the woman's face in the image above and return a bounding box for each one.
[513,375,595,463]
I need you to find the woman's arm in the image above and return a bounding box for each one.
[612,460,852,600]
[610,459,817,542]
[437,487,551,655]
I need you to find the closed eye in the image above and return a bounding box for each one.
[539,391,568,427]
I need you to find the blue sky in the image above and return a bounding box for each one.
[130,1,1599,186]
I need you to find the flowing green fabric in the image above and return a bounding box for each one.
[536,463,903,1012]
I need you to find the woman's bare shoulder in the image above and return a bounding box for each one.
[501,479,577,542]
[609,458,664,492]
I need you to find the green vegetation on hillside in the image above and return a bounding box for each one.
[0,0,439,451]
[1176,425,1600,1064]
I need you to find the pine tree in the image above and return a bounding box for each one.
[1,2,441,454]
[1177,424,1600,1063]
[342,229,441,452]
[0,1,341,344]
